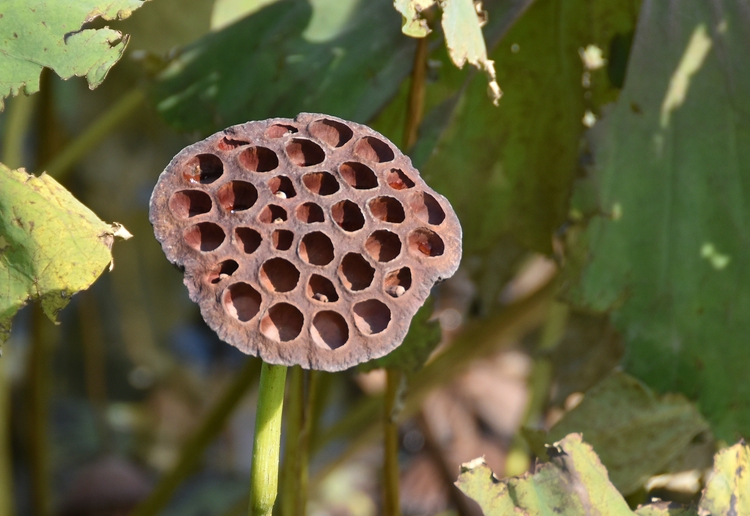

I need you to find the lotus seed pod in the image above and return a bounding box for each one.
[149,113,462,371]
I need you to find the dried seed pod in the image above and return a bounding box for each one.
[150,113,462,371]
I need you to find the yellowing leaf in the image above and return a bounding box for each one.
[393,0,436,38]
[0,164,131,344]
[0,0,150,110]
[699,441,750,515]
[456,434,634,515]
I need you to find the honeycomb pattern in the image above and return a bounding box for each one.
[149,113,462,371]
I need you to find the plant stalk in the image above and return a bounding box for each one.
[383,369,403,516]
[131,358,260,516]
[403,36,429,151]
[248,362,288,516]
[43,88,145,180]
[279,366,304,516]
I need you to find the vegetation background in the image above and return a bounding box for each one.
[1,0,748,515]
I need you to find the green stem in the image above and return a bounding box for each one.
[1,93,37,168]
[27,306,52,516]
[383,369,403,516]
[248,363,288,516]
[279,367,304,516]
[131,358,260,516]
[42,88,145,180]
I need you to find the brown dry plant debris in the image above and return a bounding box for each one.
[150,113,461,371]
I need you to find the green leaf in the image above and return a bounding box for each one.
[359,298,441,374]
[544,372,709,494]
[0,164,131,344]
[151,0,415,133]
[419,0,638,310]
[455,434,634,515]
[566,1,750,439]
[699,441,750,515]
[393,0,435,38]
[0,0,149,110]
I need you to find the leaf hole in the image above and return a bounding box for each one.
[286,138,326,167]
[184,222,225,252]
[261,303,304,342]
[365,230,401,262]
[332,200,365,232]
[223,283,262,322]
[339,253,375,291]
[238,146,279,172]
[169,190,212,218]
[311,311,349,350]
[353,299,391,335]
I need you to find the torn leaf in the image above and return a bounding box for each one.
[440,0,501,104]
[0,0,150,110]
[393,0,436,37]
[0,164,131,344]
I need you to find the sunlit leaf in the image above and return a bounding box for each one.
[0,0,149,109]
[0,164,131,344]
[567,0,750,439]
[456,434,634,515]
[545,372,709,494]
[393,0,435,38]
[152,0,414,133]
[699,441,750,515]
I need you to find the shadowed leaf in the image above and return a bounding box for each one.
[546,372,709,494]
[151,0,415,133]
[566,0,750,440]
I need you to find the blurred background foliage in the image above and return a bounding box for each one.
[1,0,748,514]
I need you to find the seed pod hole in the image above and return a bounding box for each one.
[369,196,405,224]
[217,137,249,150]
[260,258,300,292]
[308,274,339,303]
[235,227,262,254]
[303,171,340,196]
[299,232,335,266]
[223,283,261,322]
[339,162,377,190]
[268,176,296,199]
[332,200,365,232]
[261,303,304,342]
[259,204,288,224]
[408,228,445,257]
[309,119,353,148]
[183,154,223,184]
[266,124,298,138]
[238,146,279,172]
[354,136,394,163]
[286,139,326,167]
[184,222,225,252]
[365,230,401,262]
[410,191,445,225]
[208,260,239,284]
[311,311,349,350]
[339,253,375,291]
[217,181,258,212]
[384,267,411,298]
[169,190,212,218]
[272,229,294,250]
[386,169,415,190]
[296,202,325,223]
[353,299,391,335]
